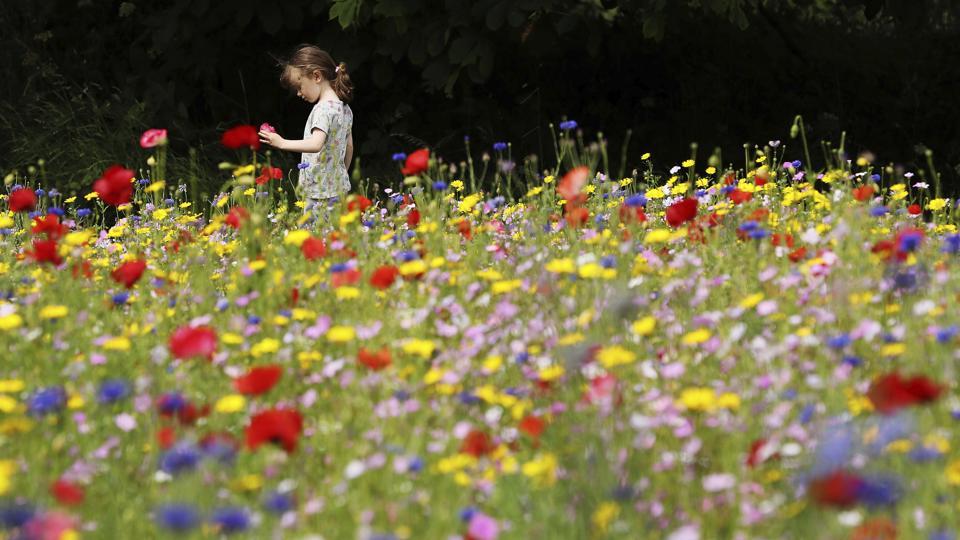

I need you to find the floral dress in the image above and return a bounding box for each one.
[300,100,352,201]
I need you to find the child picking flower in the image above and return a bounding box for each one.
[259,44,354,212]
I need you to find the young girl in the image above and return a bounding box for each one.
[258,44,354,212]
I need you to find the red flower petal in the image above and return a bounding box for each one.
[221,125,260,150]
[357,347,392,371]
[809,470,863,508]
[111,259,147,289]
[557,166,590,201]
[369,265,399,290]
[9,188,37,213]
[93,165,135,207]
[401,148,430,176]
[300,236,327,260]
[169,325,218,361]
[665,197,698,227]
[245,408,303,453]
[50,479,85,506]
[867,371,942,414]
[233,365,283,395]
[28,239,63,266]
[518,415,546,438]
[852,185,875,202]
[460,429,495,457]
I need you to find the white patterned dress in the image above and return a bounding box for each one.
[300,99,352,203]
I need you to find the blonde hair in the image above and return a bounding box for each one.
[278,44,354,103]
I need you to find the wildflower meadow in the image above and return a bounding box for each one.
[3,118,960,540]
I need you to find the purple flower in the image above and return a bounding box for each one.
[559,120,578,131]
[154,503,200,532]
[492,142,508,152]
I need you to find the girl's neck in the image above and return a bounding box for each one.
[318,81,340,103]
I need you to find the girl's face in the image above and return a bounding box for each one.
[294,69,323,103]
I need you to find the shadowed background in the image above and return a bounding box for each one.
[2,0,959,194]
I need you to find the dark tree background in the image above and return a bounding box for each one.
[2,0,960,193]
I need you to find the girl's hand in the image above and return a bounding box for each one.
[259,130,286,149]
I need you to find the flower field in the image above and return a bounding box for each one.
[2,123,960,539]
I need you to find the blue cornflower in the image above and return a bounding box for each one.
[909,445,942,463]
[138,178,151,186]
[492,142,508,152]
[842,355,862,367]
[600,255,617,268]
[28,210,42,219]
[164,198,175,206]
[76,208,92,217]
[392,390,410,401]
[855,475,901,508]
[936,325,959,344]
[738,220,759,232]
[810,425,854,476]
[391,153,407,162]
[799,403,815,424]
[390,194,404,205]
[264,491,294,514]
[559,120,578,131]
[929,531,956,540]
[892,270,918,291]
[278,309,292,318]
[159,442,202,475]
[330,263,349,273]
[407,456,424,473]
[791,160,802,169]
[210,507,251,534]
[404,230,416,239]
[154,503,201,532]
[247,315,262,325]
[48,188,59,197]
[432,181,448,191]
[827,334,851,349]
[216,298,230,311]
[625,194,646,207]
[112,292,129,306]
[457,391,480,405]
[748,228,769,240]
[27,386,67,416]
[35,189,45,197]
[870,174,881,182]
[897,230,923,252]
[0,502,37,529]
[459,506,477,522]
[47,207,64,217]
[157,392,187,414]
[362,219,375,228]
[515,351,529,364]
[168,298,177,308]
[942,234,960,254]
[97,379,131,404]
[870,205,889,217]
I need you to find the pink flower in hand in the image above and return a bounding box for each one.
[139,128,168,148]
[259,123,277,134]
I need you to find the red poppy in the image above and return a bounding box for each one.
[93,165,135,207]
[754,177,768,187]
[518,415,546,438]
[225,206,250,229]
[28,239,63,266]
[233,365,283,395]
[31,214,68,240]
[907,204,922,215]
[564,205,590,227]
[771,233,794,248]
[745,438,779,468]
[457,219,473,240]
[357,347,392,371]
[221,125,260,150]
[71,260,93,279]
[255,166,283,185]
[788,246,807,262]
[808,470,863,508]
[728,189,752,205]
[852,185,875,202]
[8,187,37,212]
[111,259,147,289]
[331,267,361,287]
[618,205,647,224]
[347,195,372,212]
[665,197,698,227]
[245,408,303,453]
[401,148,430,176]
[557,166,590,201]
[177,402,211,425]
[370,265,399,289]
[300,236,327,260]
[50,479,85,506]
[407,208,420,228]
[867,371,942,414]
[168,325,217,360]
[460,429,495,457]
[157,426,177,449]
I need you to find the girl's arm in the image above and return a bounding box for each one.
[259,128,326,153]
[345,131,354,171]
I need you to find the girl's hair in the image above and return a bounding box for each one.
[278,44,354,103]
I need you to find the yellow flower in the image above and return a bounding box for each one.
[231,473,263,492]
[645,187,664,199]
[214,394,247,413]
[545,258,576,274]
[0,313,23,331]
[491,279,522,294]
[631,316,656,336]
[476,269,503,281]
[145,180,165,193]
[557,333,584,346]
[284,230,311,246]
[402,338,435,359]
[103,336,132,351]
[64,230,93,247]
[739,293,764,309]
[717,392,741,410]
[482,355,503,373]
[927,198,948,211]
[644,229,672,243]
[335,287,361,300]
[682,328,711,345]
[679,387,717,412]
[459,193,483,213]
[327,325,356,343]
[705,166,716,175]
[592,502,620,534]
[543,175,555,184]
[251,337,280,356]
[450,180,464,191]
[0,215,12,228]
[681,159,695,168]
[596,345,636,368]
[537,365,565,381]
[641,152,651,160]
[946,459,960,485]
[248,259,267,271]
[0,396,19,413]
[151,208,170,221]
[221,332,244,345]
[880,343,906,357]
[521,453,558,486]
[0,380,24,393]
[399,260,427,276]
[39,305,68,320]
